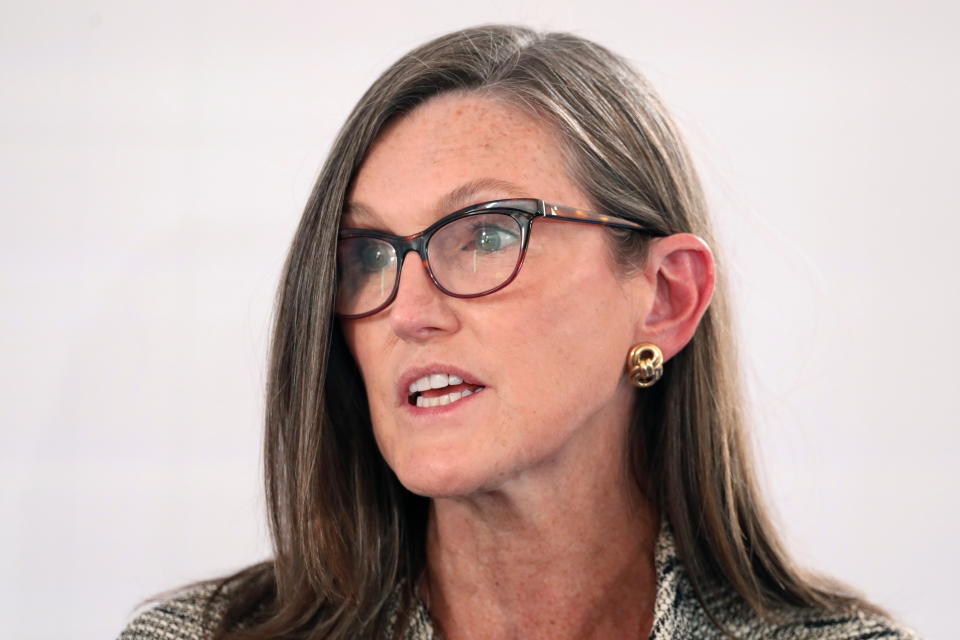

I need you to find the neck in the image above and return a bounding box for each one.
[423,469,659,640]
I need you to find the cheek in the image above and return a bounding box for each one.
[337,324,397,464]
[340,323,391,419]
[495,273,631,402]
[518,252,630,345]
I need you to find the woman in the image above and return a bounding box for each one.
[119,25,919,640]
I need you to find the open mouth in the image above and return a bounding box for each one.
[407,373,485,408]
[409,383,485,407]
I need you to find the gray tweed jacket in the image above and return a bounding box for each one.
[117,526,920,639]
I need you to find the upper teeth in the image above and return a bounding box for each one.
[408,373,464,393]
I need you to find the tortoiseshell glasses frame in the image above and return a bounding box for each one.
[335,198,667,319]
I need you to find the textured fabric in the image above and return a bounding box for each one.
[117,526,920,639]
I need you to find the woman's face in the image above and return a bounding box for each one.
[340,93,651,498]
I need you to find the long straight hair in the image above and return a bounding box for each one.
[196,25,876,639]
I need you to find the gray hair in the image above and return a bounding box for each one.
[191,24,876,640]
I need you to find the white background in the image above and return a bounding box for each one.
[2,2,956,638]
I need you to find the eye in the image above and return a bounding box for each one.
[466,224,519,253]
[358,240,393,272]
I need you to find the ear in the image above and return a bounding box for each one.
[634,233,716,362]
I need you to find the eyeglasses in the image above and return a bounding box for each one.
[335,198,666,319]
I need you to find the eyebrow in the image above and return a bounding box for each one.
[343,177,532,228]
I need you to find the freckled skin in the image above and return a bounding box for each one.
[337,91,718,639]
[341,93,650,499]
[336,92,710,639]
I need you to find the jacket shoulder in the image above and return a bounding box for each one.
[692,580,922,640]
[117,583,227,640]
[753,605,922,640]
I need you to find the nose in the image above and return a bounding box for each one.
[387,252,459,341]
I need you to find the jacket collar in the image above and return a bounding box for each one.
[396,521,693,639]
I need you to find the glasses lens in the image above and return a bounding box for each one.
[336,236,398,316]
[428,212,523,295]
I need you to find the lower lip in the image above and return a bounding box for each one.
[404,387,486,416]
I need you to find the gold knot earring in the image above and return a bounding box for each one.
[626,343,664,388]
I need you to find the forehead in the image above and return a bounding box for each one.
[346,92,582,230]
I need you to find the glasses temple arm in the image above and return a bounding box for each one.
[540,202,667,236]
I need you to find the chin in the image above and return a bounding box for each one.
[388,446,500,499]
